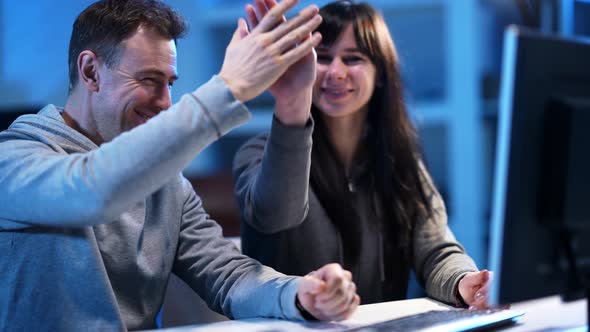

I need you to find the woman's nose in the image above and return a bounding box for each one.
[326,57,347,81]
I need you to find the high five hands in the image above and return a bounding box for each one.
[218,0,322,105]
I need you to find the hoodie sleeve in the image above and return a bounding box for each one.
[172,179,305,321]
[232,115,314,234]
[412,162,478,304]
[0,76,250,230]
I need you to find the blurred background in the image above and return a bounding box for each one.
[1,0,589,326]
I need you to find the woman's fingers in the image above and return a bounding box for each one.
[253,0,299,33]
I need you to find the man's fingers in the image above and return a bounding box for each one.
[315,268,356,308]
[302,264,359,321]
[315,280,356,312]
[253,0,269,21]
[276,16,322,55]
[260,0,287,30]
[281,32,322,66]
[316,293,360,322]
[346,295,361,318]
[251,0,286,29]
[318,277,356,301]
[313,263,349,285]
[317,275,346,299]
[239,18,250,38]
[328,295,360,321]
[245,4,259,30]
[343,270,353,281]
[299,275,325,295]
[229,18,248,45]
[264,0,279,10]
[267,5,320,48]
[254,0,299,33]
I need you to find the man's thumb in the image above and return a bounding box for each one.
[230,18,249,44]
[300,275,325,295]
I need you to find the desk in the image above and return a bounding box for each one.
[151,296,586,332]
[508,296,586,331]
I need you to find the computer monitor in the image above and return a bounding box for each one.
[489,25,590,311]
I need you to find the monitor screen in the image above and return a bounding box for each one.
[489,26,590,306]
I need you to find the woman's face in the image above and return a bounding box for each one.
[313,24,377,119]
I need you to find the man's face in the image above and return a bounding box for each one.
[92,26,178,143]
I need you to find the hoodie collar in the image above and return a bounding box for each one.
[9,104,98,153]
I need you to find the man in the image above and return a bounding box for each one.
[0,0,359,330]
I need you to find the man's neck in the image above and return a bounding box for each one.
[63,95,103,145]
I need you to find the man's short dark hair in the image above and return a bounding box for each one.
[68,0,187,93]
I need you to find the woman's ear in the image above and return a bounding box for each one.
[77,50,100,92]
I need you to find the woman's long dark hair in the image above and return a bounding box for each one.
[310,1,433,268]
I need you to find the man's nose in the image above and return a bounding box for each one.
[155,85,172,111]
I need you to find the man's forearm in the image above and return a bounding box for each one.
[0,76,249,228]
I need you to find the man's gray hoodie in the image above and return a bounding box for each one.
[0,76,303,331]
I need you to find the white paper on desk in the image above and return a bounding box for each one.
[160,298,452,332]
[167,319,352,332]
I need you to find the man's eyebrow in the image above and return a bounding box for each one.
[137,69,179,81]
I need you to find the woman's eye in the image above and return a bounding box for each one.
[343,56,364,64]
[317,55,332,64]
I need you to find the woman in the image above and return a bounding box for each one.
[233,0,489,308]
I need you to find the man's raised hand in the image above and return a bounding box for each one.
[218,0,322,103]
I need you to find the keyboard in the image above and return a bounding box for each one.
[344,308,524,332]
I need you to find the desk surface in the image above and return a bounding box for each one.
[151,296,586,332]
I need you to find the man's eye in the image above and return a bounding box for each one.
[142,78,157,85]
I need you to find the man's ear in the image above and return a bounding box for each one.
[77,50,100,92]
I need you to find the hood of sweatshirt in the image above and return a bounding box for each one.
[1,104,97,154]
